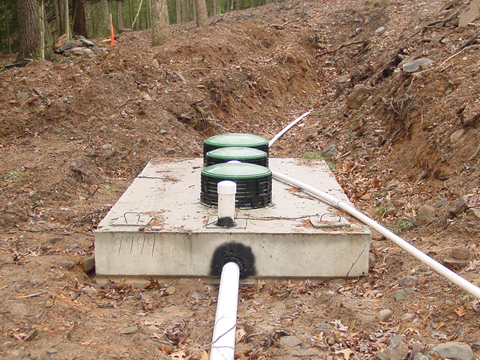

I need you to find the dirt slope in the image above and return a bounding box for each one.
[1,0,480,358]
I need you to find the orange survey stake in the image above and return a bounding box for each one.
[110,24,115,46]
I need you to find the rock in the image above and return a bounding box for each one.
[165,286,176,295]
[64,47,87,56]
[321,144,338,158]
[47,347,58,354]
[1,341,15,349]
[451,247,470,260]
[399,275,419,288]
[7,348,26,357]
[459,0,480,27]
[448,197,469,217]
[375,26,386,35]
[402,58,433,73]
[401,313,415,320]
[394,288,416,301]
[346,84,374,109]
[413,354,429,360]
[131,144,138,155]
[371,230,386,241]
[408,343,426,360]
[384,207,397,217]
[165,148,175,155]
[279,335,302,347]
[335,74,351,97]
[82,254,95,273]
[293,349,320,357]
[466,208,480,220]
[435,198,448,208]
[360,193,372,201]
[56,259,76,269]
[429,342,475,360]
[417,205,435,225]
[386,179,400,190]
[17,92,29,99]
[450,129,465,143]
[143,94,152,101]
[376,335,409,360]
[76,35,95,47]
[313,323,332,336]
[244,323,255,334]
[120,325,139,335]
[48,237,63,244]
[101,143,115,157]
[442,257,470,270]
[55,39,82,53]
[377,309,393,322]
[69,243,80,249]
[54,34,68,49]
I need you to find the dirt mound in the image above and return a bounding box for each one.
[1,0,480,358]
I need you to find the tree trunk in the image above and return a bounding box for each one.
[194,0,208,27]
[54,0,67,38]
[117,0,124,30]
[43,2,52,56]
[72,0,87,37]
[151,0,170,46]
[39,0,45,59]
[175,0,181,23]
[146,0,151,29]
[183,0,189,22]
[98,0,110,37]
[18,0,42,59]
[211,0,221,17]
[64,0,70,40]
[131,0,144,30]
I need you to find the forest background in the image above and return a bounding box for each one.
[0,0,277,57]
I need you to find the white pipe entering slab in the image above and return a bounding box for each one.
[210,262,240,360]
[272,170,480,300]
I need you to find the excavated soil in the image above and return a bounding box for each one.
[1,0,480,358]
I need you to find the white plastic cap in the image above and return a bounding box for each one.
[217,180,237,195]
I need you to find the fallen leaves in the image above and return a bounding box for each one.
[335,348,355,360]
[454,306,467,318]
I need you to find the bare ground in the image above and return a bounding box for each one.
[1,0,480,358]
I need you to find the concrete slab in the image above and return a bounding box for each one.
[94,158,370,283]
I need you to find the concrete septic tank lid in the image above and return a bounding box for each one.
[94,158,371,284]
[202,162,271,180]
[204,133,268,148]
[206,147,267,161]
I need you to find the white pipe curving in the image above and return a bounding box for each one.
[268,108,315,148]
[272,170,480,299]
[210,262,241,360]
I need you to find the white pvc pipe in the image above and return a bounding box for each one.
[217,181,237,227]
[272,170,480,299]
[210,262,240,360]
[268,108,315,148]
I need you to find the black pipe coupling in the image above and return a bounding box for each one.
[210,242,256,279]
